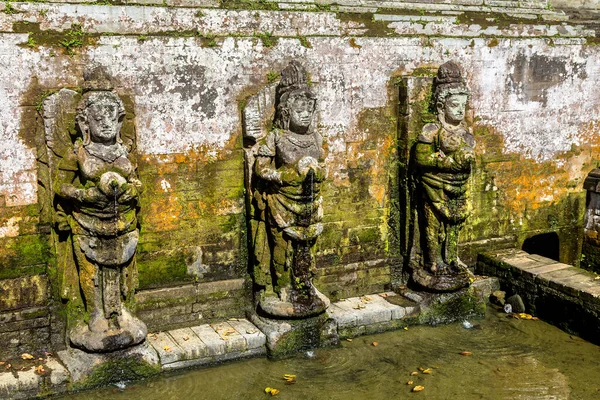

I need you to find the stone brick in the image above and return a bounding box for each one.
[186,325,223,357]
[227,319,266,350]
[211,322,247,353]
[148,332,183,365]
[168,327,209,359]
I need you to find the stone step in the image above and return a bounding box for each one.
[147,318,267,369]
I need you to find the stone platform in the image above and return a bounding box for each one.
[0,280,496,398]
[477,248,600,344]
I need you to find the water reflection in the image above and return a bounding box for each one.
[60,308,600,400]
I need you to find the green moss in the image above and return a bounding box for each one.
[71,358,160,391]
[266,71,280,84]
[418,288,485,325]
[411,67,436,77]
[137,248,192,289]
[254,31,277,48]
[487,38,499,48]
[3,1,18,15]
[297,36,312,48]
[224,0,279,11]
[14,22,97,55]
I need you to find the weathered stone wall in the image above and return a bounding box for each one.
[0,2,598,354]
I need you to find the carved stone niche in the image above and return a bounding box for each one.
[41,65,157,382]
[399,61,475,293]
[242,61,336,357]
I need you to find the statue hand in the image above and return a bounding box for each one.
[82,187,110,207]
[297,156,319,177]
[117,183,138,204]
[279,166,303,186]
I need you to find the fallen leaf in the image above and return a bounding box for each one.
[35,365,45,374]
[270,389,280,396]
[422,368,432,374]
[163,346,172,352]
[418,366,424,371]
[410,371,419,376]
[404,327,409,331]
[5,364,11,370]
[247,328,258,334]
[229,318,239,321]
[459,351,472,356]
[595,276,600,280]
[353,304,366,310]
[407,381,413,385]
[532,317,539,321]
[283,374,296,379]
[265,387,273,393]
[0,362,5,365]
[21,353,34,360]
[412,385,425,392]
[346,338,353,342]
[372,342,378,347]
[433,366,440,369]
[38,358,44,361]
[183,336,190,341]
[379,293,388,298]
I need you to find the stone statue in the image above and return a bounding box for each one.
[249,61,330,318]
[412,60,474,292]
[48,68,146,352]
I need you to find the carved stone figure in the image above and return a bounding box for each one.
[412,60,474,292]
[47,68,146,352]
[248,61,330,318]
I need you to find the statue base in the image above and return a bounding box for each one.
[257,287,331,319]
[248,311,338,359]
[69,312,148,353]
[57,341,160,389]
[411,264,472,293]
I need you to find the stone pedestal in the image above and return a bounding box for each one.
[248,312,338,358]
[57,341,160,389]
[411,285,487,325]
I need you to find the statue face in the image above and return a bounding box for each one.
[441,94,468,125]
[87,95,121,144]
[288,94,315,134]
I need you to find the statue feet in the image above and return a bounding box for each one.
[69,308,147,353]
[258,285,330,319]
[412,261,472,293]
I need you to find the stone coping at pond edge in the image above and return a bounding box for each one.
[0,278,497,399]
[477,249,600,345]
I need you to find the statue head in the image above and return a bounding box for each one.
[76,91,125,146]
[274,61,317,134]
[433,61,470,126]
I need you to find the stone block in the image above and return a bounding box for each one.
[0,371,19,397]
[46,358,70,386]
[327,304,358,328]
[334,297,392,326]
[212,322,247,353]
[190,324,226,357]
[227,319,266,350]
[168,327,209,359]
[148,332,183,365]
[17,369,40,392]
[0,275,49,312]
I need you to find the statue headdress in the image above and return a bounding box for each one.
[273,61,317,131]
[432,60,470,106]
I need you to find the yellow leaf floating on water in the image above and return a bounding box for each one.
[422,369,432,374]
[404,327,409,331]
[283,373,297,384]
[410,371,419,376]
[372,342,379,347]
[412,385,425,392]
[346,338,353,342]
[265,387,280,396]
[459,351,472,356]
[418,366,424,371]
[21,353,34,360]
[407,381,413,385]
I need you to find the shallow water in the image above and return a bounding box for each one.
[60,308,600,400]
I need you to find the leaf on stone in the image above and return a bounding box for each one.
[229,318,239,321]
[21,353,35,360]
[459,351,472,356]
[35,365,45,375]
[0,361,5,365]
[183,336,190,341]
[163,346,172,352]
[5,363,11,370]
[379,293,388,298]
[224,328,237,336]
[412,385,425,392]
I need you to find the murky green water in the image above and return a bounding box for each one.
[60,309,600,400]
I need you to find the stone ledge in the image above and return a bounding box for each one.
[477,248,600,344]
